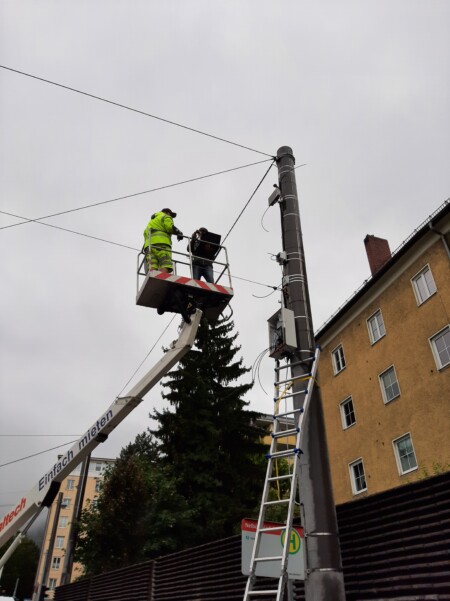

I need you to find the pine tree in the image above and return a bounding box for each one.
[151,314,267,546]
[76,315,268,573]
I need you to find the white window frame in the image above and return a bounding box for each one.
[48,578,57,591]
[61,497,70,508]
[339,396,356,430]
[51,557,61,570]
[429,325,450,370]
[392,433,418,475]
[348,458,367,495]
[332,344,346,375]
[411,264,437,305]
[55,536,64,549]
[66,479,75,490]
[367,309,386,344]
[378,365,401,404]
[59,516,68,528]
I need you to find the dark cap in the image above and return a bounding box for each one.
[162,208,177,218]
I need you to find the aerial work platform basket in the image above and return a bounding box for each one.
[136,234,234,322]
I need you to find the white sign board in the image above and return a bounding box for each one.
[241,518,305,580]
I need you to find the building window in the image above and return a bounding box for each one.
[412,265,437,305]
[95,480,102,493]
[51,557,61,570]
[340,397,356,429]
[367,309,386,344]
[66,479,75,490]
[61,497,70,508]
[332,345,346,374]
[393,433,418,475]
[379,365,400,404]
[430,326,450,369]
[49,578,57,591]
[59,516,68,528]
[55,536,64,549]
[349,459,367,495]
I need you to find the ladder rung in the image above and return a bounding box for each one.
[267,448,301,459]
[264,499,289,506]
[247,590,279,596]
[268,474,293,482]
[275,357,314,371]
[254,555,283,562]
[274,374,311,386]
[276,373,310,385]
[260,525,288,533]
[275,407,304,419]
[272,427,299,439]
[278,390,307,401]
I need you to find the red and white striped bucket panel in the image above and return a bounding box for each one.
[151,271,233,296]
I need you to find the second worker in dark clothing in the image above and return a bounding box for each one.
[188,228,215,283]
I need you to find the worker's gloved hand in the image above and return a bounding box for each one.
[176,232,184,241]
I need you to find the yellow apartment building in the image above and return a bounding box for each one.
[315,200,450,504]
[34,457,114,597]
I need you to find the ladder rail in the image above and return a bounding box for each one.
[243,347,321,601]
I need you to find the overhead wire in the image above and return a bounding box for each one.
[0,158,273,232]
[0,65,274,158]
[0,440,78,469]
[115,314,176,399]
[0,209,138,250]
[0,434,80,437]
[222,159,276,243]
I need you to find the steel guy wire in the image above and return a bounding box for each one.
[0,65,274,158]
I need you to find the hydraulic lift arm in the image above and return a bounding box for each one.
[0,309,203,559]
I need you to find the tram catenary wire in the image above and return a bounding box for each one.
[0,158,273,232]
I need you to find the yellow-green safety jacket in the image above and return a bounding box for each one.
[143,212,175,251]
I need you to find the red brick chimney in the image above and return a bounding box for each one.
[364,235,391,275]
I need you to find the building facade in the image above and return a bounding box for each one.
[315,201,450,504]
[34,457,114,597]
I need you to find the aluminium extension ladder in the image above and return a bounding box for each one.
[243,346,321,601]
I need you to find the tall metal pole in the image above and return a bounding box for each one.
[36,492,64,601]
[276,146,346,600]
[60,454,91,585]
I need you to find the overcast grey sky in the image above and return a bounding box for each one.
[1,0,449,528]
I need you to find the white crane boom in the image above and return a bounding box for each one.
[0,309,202,554]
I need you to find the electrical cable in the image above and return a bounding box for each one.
[115,314,176,399]
[0,158,273,232]
[222,159,275,243]
[0,440,78,469]
[0,209,138,250]
[0,434,80,437]
[252,287,279,299]
[0,65,274,158]
[0,211,280,290]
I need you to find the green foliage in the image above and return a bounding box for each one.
[76,315,268,574]
[151,315,267,544]
[76,433,193,575]
[0,536,39,600]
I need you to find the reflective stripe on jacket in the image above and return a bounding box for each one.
[143,212,175,249]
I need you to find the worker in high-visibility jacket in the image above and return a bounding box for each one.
[143,208,183,273]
